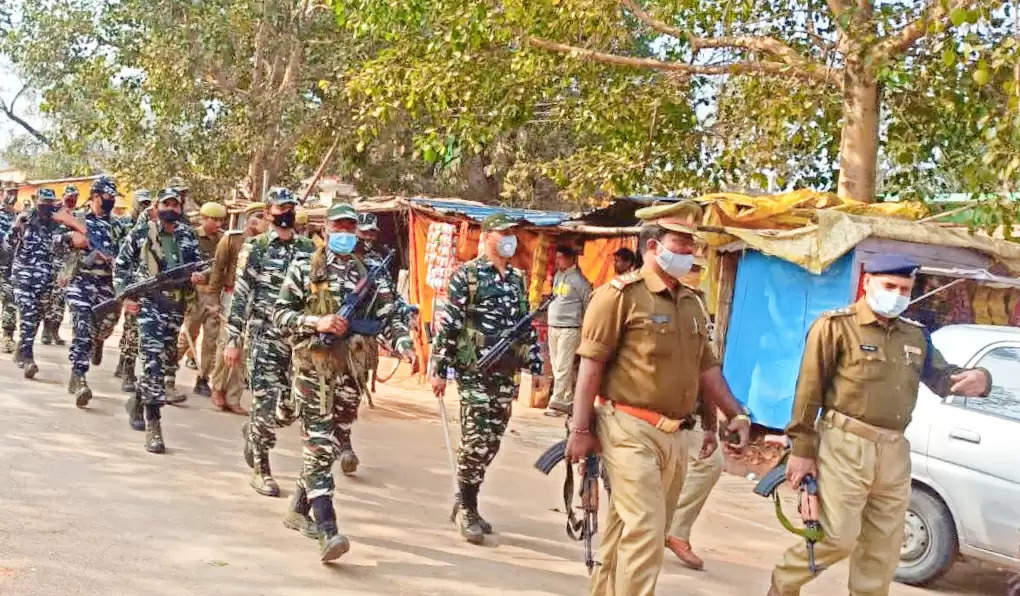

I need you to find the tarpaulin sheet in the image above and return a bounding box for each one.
[580,236,638,289]
[722,250,854,429]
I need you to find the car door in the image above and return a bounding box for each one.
[926,341,1020,558]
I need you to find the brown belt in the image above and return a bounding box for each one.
[823,410,902,444]
[598,397,694,433]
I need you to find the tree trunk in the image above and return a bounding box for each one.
[836,61,880,202]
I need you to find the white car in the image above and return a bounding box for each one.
[898,324,1020,585]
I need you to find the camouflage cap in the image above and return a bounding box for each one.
[157,187,181,203]
[327,202,358,221]
[36,188,58,202]
[266,187,299,206]
[357,212,380,231]
[634,200,703,236]
[167,176,190,191]
[63,184,80,197]
[91,175,117,197]
[133,189,154,204]
[481,212,520,232]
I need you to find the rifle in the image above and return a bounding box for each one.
[91,259,211,319]
[475,294,553,372]
[754,456,824,574]
[320,248,395,345]
[81,225,115,269]
[535,439,602,573]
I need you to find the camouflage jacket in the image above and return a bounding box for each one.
[60,210,130,280]
[226,229,315,347]
[0,208,16,268]
[4,209,61,279]
[113,218,206,294]
[430,255,542,378]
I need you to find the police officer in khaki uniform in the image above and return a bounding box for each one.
[567,201,752,596]
[769,255,991,596]
[178,201,227,396]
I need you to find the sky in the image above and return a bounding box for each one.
[0,56,44,159]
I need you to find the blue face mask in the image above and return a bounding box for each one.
[328,232,358,255]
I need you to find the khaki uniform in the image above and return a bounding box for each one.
[668,426,724,541]
[578,265,719,596]
[178,227,223,378]
[772,299,985,596]
[208,232,246,406]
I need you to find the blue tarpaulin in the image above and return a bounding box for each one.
[722,250,855,429]
[408,198,571,228]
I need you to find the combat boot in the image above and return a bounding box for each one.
[455,483,485,545]
[1,334,14,354]
[339,448,360,476]
[23,358,38,379]
[40,326,53,345]
[283,485,320,539]
[125,395,145,431]
[145,418,166,454]
[113,356,125,379]
[91,340,104,365]
[52,326,65,346]
[185,356,198,370]
[193,376,211,397]
[250,456,280,497]
[75,377,93,409]
[165,378,186,404]
[241,422,254,468]
[453,491,493,535]
[68,371,82,394]
[310,497,350,563]
[13,343,23,367]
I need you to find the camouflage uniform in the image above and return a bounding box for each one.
[226,226,314,493]
[114,194,205,452]
[115,195,153,390]
[0,204,19,347]
[273,237,410,557]
[430,254,542,538]
[43,218,71,343]
[5,204,62,373]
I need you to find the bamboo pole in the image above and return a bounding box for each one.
[300,134,342,204]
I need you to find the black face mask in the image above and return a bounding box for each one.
[272,211,295,229]
[158,209,181,223]
[38,204,58,218]
[101,198,116,214]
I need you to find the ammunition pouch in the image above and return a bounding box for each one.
[455,328,526,375]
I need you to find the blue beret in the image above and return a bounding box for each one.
[864,254,919,276]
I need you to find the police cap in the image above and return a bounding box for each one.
[863,255,919,277]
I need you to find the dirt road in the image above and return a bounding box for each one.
[0,336,1013,595]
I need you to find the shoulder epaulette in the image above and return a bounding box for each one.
[821,307,854,318]
[609,271,642,291]
[224,229,243,236]
[898,316,925,328]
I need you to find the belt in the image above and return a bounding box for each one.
[598,397,694,433]
[823,410,902,444]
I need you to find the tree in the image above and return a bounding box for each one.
[0,134,95,178]
[333,0,1018,203]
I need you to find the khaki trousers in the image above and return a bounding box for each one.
[771,421,910,596]
[590,404,689,596]
[669,427,724,541]
[178,291,220,379]
[209,307,244,407]
[547,326,581,410]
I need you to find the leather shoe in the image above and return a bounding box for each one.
[666,536,704,570]
[226,404,248,416]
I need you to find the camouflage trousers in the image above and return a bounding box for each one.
[137,297,185,406]
[455,371,518,487]
[13,270,55,360]
[66,276,118,376]
[45,282,66,329]
[247,324,297,468]
[1,278,17,336]
[294,364,362,500]
[119,311,139,369]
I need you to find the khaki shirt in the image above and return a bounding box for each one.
[577,264,719,421]
[195,227,223,292]
[787,299,970,458]
[207,232,244,295]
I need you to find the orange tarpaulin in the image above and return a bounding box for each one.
[580,236,638,289]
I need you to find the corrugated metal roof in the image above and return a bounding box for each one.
[408,197,572,227]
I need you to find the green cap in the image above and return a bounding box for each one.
[134,189,154,204]
[327,202,358,221]
[481,213,519,232]
[157,187,181,203]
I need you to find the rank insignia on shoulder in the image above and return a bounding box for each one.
[860,344,878,352]
[610,271,642,290]
[823,307,853,317]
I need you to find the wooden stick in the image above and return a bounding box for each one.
[917,203,974,224]
[300,134,342,204]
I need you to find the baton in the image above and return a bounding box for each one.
[181,324,200,365]
[437,396,462,521]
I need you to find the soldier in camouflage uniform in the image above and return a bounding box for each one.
[41,186,80,346]
[430,213,543,544]
[59,176,127,407]
[5,188,64,379]
[273,202,414,562]
[224,187,315,497]
[114,188,206,453]
[114,189,154,394]
[0,187,19,353]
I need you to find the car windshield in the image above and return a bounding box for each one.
[969,346,1020,422]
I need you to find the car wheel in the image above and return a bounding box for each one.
[896,488,958,586]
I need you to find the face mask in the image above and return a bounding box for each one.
[272,211,295,229]
[497,235,518,258]
[866,283,910,318]
[101,198,116,214]
[653,242,694,279]
[328,232,358,255]
[38,204,58,218]
[158,209,181,223]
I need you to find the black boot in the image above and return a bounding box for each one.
[193,376,211,397]
[52,325,65,346]
[165,377,186,404]
[250,454,280,497]
[455,482,485,545]
[339,448,360,476]
[310,496,350,562]
[114,356,125,379]
[75,376,93,408]
[283,484,320,539]
[40,326,53,345]
[144,405,165,453]
[241,421,254,469]
[122,369,137,394]
[125,394,145,431]
[453,489,493,535]
[23,357,38,379]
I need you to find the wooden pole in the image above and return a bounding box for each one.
[300,134,342,204]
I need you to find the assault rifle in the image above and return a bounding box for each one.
[754,456,824,574]
[81,225,115,269]
[535,439,602,573]
[475,294,553,371]
[91,259,211,318]
[320,248,395,344]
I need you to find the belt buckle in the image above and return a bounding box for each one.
[656,417,681,433]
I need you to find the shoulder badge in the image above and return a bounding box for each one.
[821,307,854,318]
[609,271,642,291]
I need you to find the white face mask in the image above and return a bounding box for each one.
[497,235,518,258]
[866,282,910,318]
[653,241,694,279]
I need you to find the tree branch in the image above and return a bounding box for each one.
[870,0,976,62]
[527,37,842,88]
[0,95,52,148]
